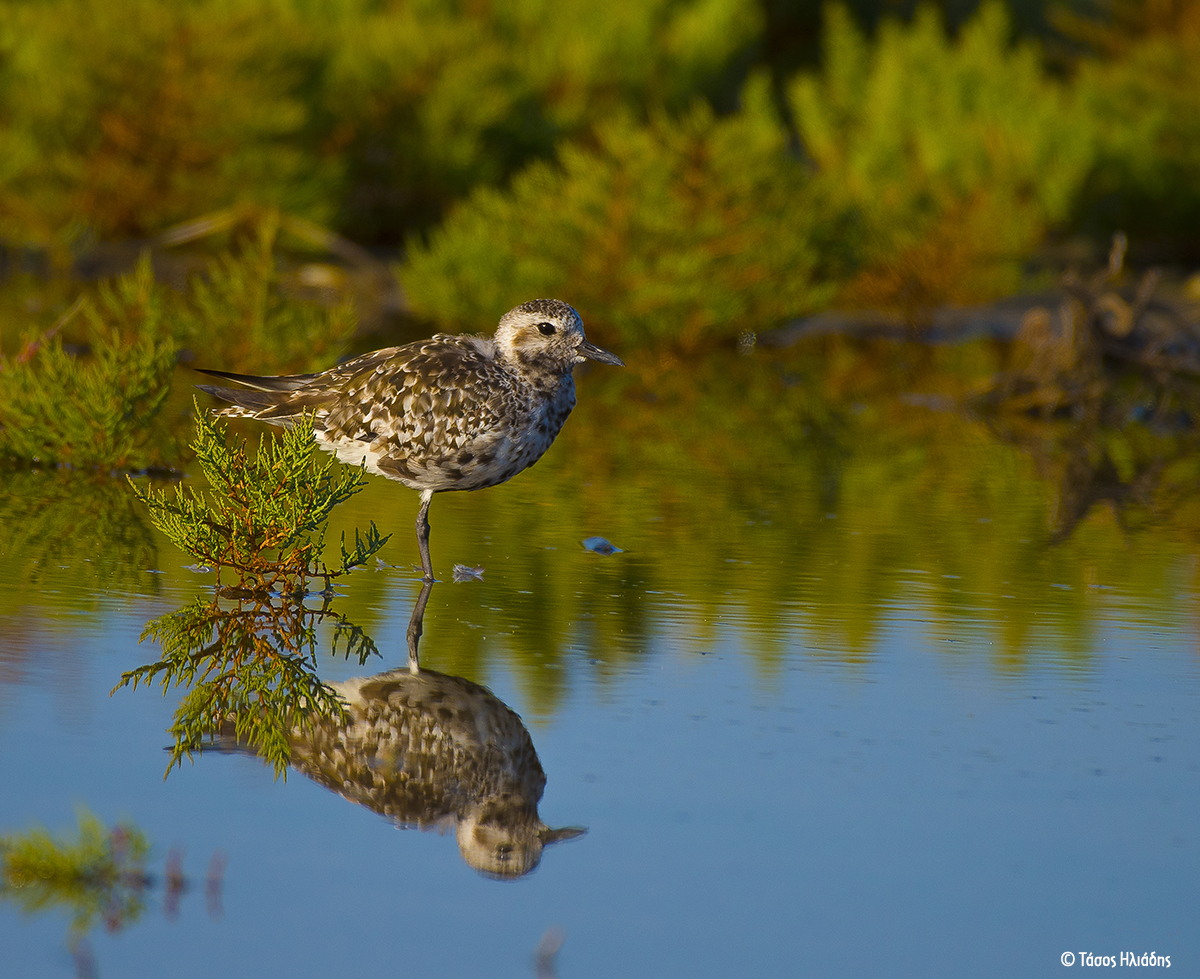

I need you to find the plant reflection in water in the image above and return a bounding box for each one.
[115,589,379,777]
[119,581,585,878]
[0,808,225,977]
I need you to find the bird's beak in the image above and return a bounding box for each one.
[576,339,625,367]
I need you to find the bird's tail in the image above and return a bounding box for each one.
[194,368,318,392]
[195,369,330,422]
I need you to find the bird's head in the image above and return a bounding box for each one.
[494,299,624,374]
[456,796,587,879]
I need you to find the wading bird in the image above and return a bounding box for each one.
[197,299,624,579]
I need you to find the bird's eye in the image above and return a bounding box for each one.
[537,322,556,336]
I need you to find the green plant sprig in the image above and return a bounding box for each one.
[129,401,389,591]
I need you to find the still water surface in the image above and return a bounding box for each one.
[2,339,1197,976]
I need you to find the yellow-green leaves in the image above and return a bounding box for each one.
[131,403,388,589]
[0,256,177,470]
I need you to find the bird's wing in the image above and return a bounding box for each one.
[320,336,523,451]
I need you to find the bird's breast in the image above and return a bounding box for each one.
[337,371,576,493]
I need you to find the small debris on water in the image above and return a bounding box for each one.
[453,564,485,581]
[184,563,213,574]
[581,537,623,556]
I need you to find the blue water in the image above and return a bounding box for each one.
[3,559,1196,976]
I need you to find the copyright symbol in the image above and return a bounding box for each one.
[1062,952,1075,967]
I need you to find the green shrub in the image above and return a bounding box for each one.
[172,214,358,375]
[789,1,1095,312]
[0,0,760,249]
[0,217,365,470]
[403,74,836,348]
[319,0,762,240]
[130,404,388,589]
[3,0,1199,343]
[1071,23,1200,252]
[401,2,1108,343]
[0,257,177,469]
[0,0,329,252]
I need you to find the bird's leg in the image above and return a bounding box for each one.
[415,490,434,582]
[405,579,434,673]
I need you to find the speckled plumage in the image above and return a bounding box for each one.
[213,666,585,877]
[197,299,623,578]
[297,667,584,878]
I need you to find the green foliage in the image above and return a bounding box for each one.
[788,1,1094,311]
[1071,19,1200,249]
[2,0,1199,348]
[401,2,1104,339]
[0,0,328,251]
[400,0,1200,338]
[121,400,389,776]
[115,594,377,777]
[130,403,389,589]
[0,221,363,470]
[172,213,358,375]
[318,0,762,240]
[403,74,836,348]
[0,809,150,935]
[0,255,177,469]
[0,0,760,249]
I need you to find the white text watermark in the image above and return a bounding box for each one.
[1061,951,1171,968]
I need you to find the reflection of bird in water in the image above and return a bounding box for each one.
[324,666,582,876]
[295,666,584,877]
[196,299,624,580]
[217,657,585,878]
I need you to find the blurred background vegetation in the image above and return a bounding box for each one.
[0,0,1197,350]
